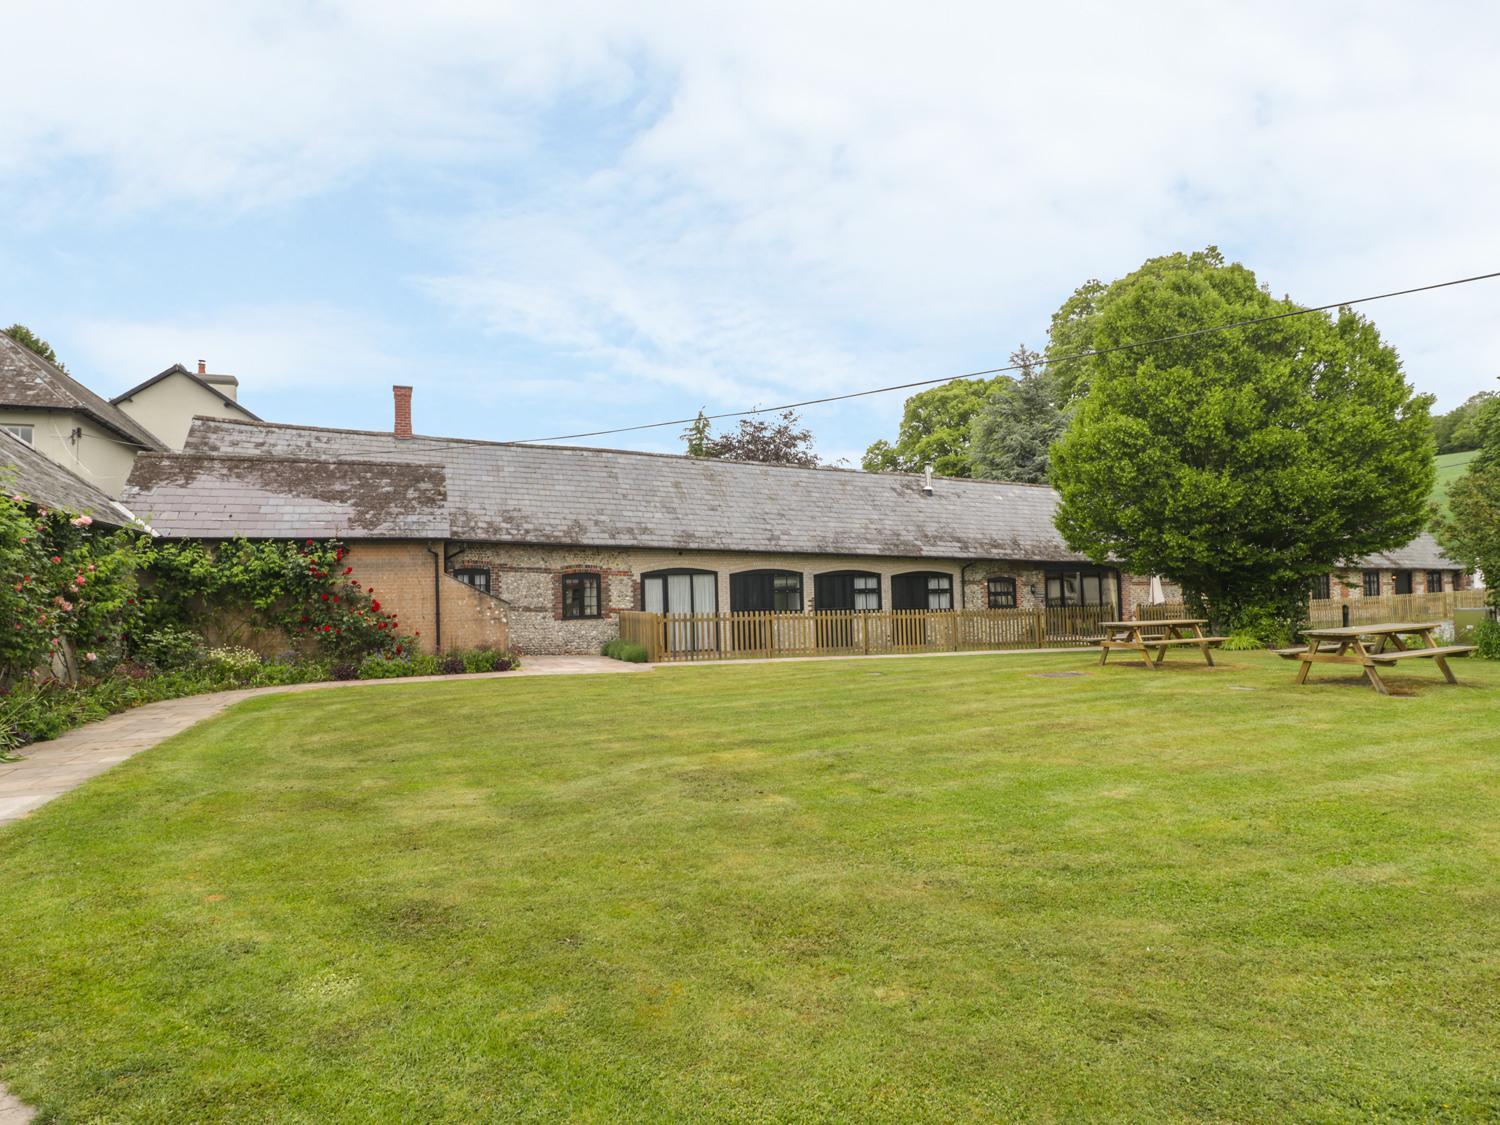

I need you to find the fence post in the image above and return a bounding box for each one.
[1342,604,1350,628]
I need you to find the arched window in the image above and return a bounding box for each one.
[892,571,954,611]
[730,569,803,613]
[641,568,718,615]
[814,570,881,612]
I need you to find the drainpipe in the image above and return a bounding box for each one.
[426,542,443,651]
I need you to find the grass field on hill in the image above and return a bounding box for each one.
[2,652,1498,1120]
[1433,448,1480,514]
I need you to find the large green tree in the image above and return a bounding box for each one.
[1050,248,1434,636]
[862,377,1005,476]
[1436,387,1500,609]
[969,346,1067,484]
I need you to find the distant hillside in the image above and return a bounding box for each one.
[1432,449,1479,515]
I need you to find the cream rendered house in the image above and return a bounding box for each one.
[111,360,259,451]
[0,332,167,497]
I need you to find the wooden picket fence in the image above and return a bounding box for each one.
[1136,591,1485,630]
[616,606,1118,663]
[1306,589,1485,628]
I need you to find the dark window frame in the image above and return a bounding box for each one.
[452,566,490,594]
[1362,570,1381,598]
[1043,567,1119,608]
[640,567,718,615]
[1394,570,1413,595]
[1311,574,1332,601]
[561,571,603,619]
[1425,570,1444,594]
[729,569,804,613]
[813,570,882,612]
[892,571,954,611]
[986,576,1018,609]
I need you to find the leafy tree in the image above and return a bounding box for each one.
[969,346,1067,484]
[1432,391,1499,454]
[681,409,820,467]
[1043,279,1107,402]
[1436,388,1500,609]
[1049,248,1435,638]
[861,377,1005,476]
[3,324,66,371]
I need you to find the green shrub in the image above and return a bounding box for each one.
[440,656,466,676]
[357,653,440,680]
[1221,632,1266,652]
[1473,618,1500,660]
[602,638,649,663]
[202,646,263,678]
[134,627,204,672]
[462,649,498,673]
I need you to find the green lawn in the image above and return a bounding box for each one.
[3,652,1499,1121]
[1433,449,1479,514]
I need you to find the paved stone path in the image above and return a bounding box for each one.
[0,655,647,1120]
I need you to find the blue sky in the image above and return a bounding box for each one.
[3,2,1498,465]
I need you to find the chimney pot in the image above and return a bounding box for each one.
[393,385,414,439]
[197,359,206,375]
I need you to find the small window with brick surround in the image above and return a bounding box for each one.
[453,567,489,594]
[1362,570,1380,597]
[562,572,602,619]
[1310,574,1331,600]
[987,576,1017,609]
[1425,570,1444,593]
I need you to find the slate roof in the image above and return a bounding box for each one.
[122,416,1093,561]
[110,364,261,420]
[1,429,138,526]
[1358,532,1460,571]
[0,333,167,450]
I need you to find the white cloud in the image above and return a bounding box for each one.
[6,0,1499,432]
[70,304,404,396]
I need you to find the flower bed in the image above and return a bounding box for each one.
[0,645,522,758]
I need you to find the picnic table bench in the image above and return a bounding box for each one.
[1287,622,1476,695]
[1098,618,1226,669]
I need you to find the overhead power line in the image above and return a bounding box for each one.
[507,268,1500,445]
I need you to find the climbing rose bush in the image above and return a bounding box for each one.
[0,490,148,684]
[144,537,415,658]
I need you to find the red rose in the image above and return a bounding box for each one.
[320,593,329,601]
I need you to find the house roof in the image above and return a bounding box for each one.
[122,416,1095,562]
[110,364,261,420]
[1,429,138,526]
[1359,532,1460,571]
[0,333,167,450]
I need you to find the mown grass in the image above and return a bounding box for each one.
[2,650,1498,1121]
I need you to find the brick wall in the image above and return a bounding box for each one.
[1314,567,1468,604]
[447,544,1160,654]
[343,541,507,655]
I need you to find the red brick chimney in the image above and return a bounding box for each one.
[197,359,206,375]
[393,385,413,439]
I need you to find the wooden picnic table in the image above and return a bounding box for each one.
[1098,618,1226,669]
[1282,622,1476,695]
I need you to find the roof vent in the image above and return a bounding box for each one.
[922,464,934,495]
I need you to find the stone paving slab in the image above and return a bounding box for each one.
[0,654,647,1118]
